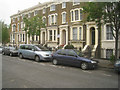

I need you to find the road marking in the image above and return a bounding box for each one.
[50,65,58,67]
[82,70,92,73]
[40,63,45,66]
[10,80,15,82]
[103,73,112,77]
[23,85,28,88]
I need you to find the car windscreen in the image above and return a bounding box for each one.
[9,47,16,50]
[35,45,49,51]
[74,50,84,57]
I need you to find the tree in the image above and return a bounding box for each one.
[23,16,31,44]
[83,1,120,60]
[35,15,45,44]
[0,21,9,45]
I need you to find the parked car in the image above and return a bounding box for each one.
[2,46,18,56]
[114,58,120,73]
[18,44,52,62]
[0,46,3,53]
[52,49,98,70]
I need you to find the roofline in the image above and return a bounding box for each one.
[10,1,53,18]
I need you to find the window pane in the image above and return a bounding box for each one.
[49,30,52,41]
[75,10,79,20]
[54,30,56,41]
[106,49,113,59]
[79,27,81,40]
[80,9,82,20]
[73,27,77,40]
[106,25,113,40]
[62,13,66,23]
[71,11,74,21]
[62,2,66,8]
[52,15,54,24]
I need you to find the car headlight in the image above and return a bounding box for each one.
[91,61,97,63]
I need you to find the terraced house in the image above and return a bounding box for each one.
[10,1,120,59]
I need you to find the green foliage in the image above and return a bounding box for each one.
[1,21,9,44]
[23,15,46,44]
[64,45,74,49]
[110,54,116,64]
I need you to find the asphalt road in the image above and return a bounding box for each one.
[2,54,119,88]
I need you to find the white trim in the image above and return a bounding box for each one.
[62,12,66,24]
[70,8,83,22]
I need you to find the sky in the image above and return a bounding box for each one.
[0,0,50,25]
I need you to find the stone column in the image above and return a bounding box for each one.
[86,25,90,45]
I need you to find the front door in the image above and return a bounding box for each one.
[90,27,95,45]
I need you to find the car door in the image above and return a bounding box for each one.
[66,50,80,66]
[22,45,29,58]
[54,49,67,64]
[26,45,36,59]
[5,47,10,55]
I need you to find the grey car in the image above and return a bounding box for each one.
[2,46,18,56]
[18,44,52,62]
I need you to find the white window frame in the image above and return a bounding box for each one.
[62,2,66,9]
[23,34,25,42]
[79,27,82,40]
[12,24,16,32]
[75,10,79,21]
[62,12,66,24]
[17,17,20,21]
[54,30,56,41]
[18,34,19,42]
[34,10,38,16]
[49,30,52,41]
[51,15,54,24]
[73,27,78,40]
[20,34,22,42]
[70,8,83,22]
[73,0,80,5]
[21,22,24,29]
[106,25,113,40]
[13,18,15,23]
[18,23,19,31]
[50,5,55,11]
[43,8,46,14]
[42,16,46,23]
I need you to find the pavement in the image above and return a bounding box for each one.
[94,59,114,69]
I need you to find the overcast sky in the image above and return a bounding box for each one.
[0,0,50,25]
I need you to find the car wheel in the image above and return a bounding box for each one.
[35,56,40,62]
[2,52,5,55]
[52,59,58,65]
[81,62,88,70]
[10,53,13,57]
[19,53,23,59]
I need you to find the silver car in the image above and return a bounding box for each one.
[0,46,3,53]
[18,44,52,62]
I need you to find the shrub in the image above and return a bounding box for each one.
[110,54,115,64]
[64,45,74,49]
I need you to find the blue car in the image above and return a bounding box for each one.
[52,49,98,70]
[114,58,120,73]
